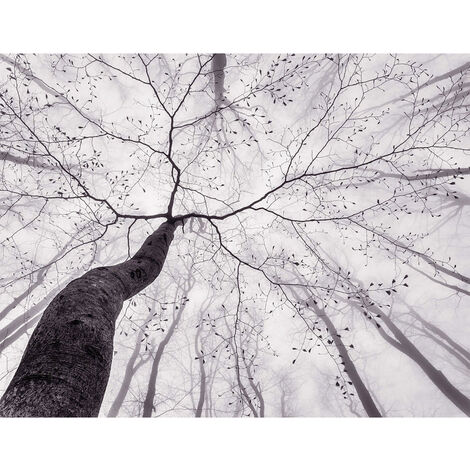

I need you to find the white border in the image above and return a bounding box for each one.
[0,0,469,52]
[1,418,469,469]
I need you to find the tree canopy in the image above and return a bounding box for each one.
[1,53,469,416]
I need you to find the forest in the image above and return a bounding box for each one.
[0,53,469,417]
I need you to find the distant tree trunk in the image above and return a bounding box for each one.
[205,344,222,417]
[359,300,470,416]
[0,286,62,352]
[0,273,46,322]
[416,327,470,370]
[372,166,470,182]
[107,324,150,417]
[142,286,188,417]
[1,261,52,323]
[212,53,227,106]
[0,220,178,417]
[194,327,206,418]
[0,237,76,323]
[242,346,265,417]
[280,388,288,417]
[289,285,382,417]
[369,387,387,416]
[0,314,41,353]
[0,150,56,169]
[0,246,98,353]
[313,305,382,417]
[229,334,259,417]
[365,227,470,290]
[405,263,470,297]
[235,361,259,417]
[408,308,470,364]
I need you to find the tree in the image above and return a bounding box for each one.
[0,221,177,416]
[142,277,192,417]
[1,53,469,416]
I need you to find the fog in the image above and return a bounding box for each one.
[0,53,469,417]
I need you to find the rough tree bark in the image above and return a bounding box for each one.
[0,220,178,417]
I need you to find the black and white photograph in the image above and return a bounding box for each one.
[0,1,468,468]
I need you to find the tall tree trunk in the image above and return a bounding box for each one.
[212,53,227,107]
[358,300,470,416]
[408,308,470,363]
[242,347,265,417]
[415,327,470,370]
[194,327,206,418]
[368,166,470,182]
[289,283,382,417]
[280,388,288,417]
[358,223,470,289]
[0,315,41,353]
[0,150,57,169]
[107,323,150,417]
[142,287,187,417]
[234,357,259,417]
[313,305,382,417]
[0,286,62,352]
[405,263,470,297]
[0,236,75,323]
[0,220,177,417]
[0,272,47,322]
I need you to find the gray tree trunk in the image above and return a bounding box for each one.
[142,288,187,417]
[212,53,227,106]
[194,327,206,418]
[314,306,382,417]
[0,287,61,353]
[289,284,382,417]
[408,308,470,363]
[107,330,147,417]
[0,221,177,417]
[362,301,470,416]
